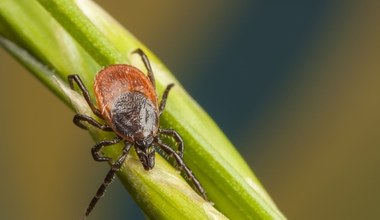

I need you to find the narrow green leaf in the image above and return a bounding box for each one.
[1,0,286,219]
[37,0,125,66]
[0,35,227,220]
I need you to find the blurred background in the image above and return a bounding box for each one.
[1,1,379,219]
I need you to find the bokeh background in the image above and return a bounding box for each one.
[1,1,379,219]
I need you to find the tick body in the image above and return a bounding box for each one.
[69,49,207,220]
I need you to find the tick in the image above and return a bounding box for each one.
[68,49,207,220]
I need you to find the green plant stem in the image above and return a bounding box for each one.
[37,0,124,66]
[0,0,286,219]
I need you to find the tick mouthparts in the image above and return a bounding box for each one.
[136,147,156,170]
[140,153,155,170]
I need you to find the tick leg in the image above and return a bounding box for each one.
[159,83,175,115]
[159,129,184,158]
[156,141,208,201]
[132,49,155,89]
[82,142,132,220]
[73,114,113,131]
[68,74,103,118]
[91,136,123,162]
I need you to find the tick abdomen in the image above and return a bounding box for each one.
[94,64,158,127]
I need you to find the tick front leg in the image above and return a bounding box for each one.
[156,141,208,201]
[159,129,184,158]
[82,142,132,220]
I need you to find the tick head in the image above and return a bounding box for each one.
[135,137,155,170]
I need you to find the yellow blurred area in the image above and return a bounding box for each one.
[1,1,379,220]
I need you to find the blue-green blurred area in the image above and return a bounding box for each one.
[1,1,380,219]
